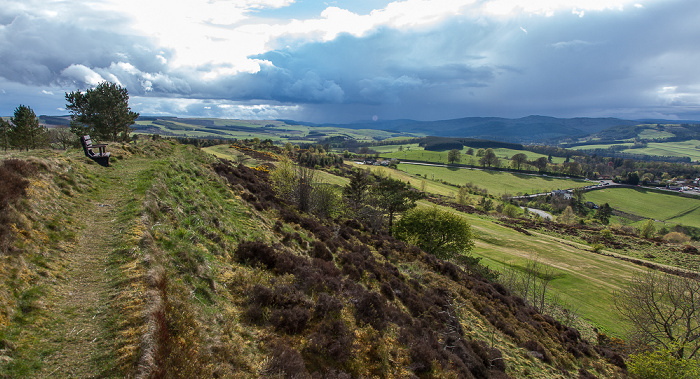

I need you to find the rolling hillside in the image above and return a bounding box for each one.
[0,141,625,378]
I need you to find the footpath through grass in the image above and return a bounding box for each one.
[0,143,163,377]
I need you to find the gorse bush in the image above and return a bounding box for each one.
[628,345,700,379]
[664,232,691,244]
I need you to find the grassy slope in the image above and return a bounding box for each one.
[396,164,589,196]
[1,142,268,377]
[418,201,640,336]
[1,142,624,378]
[585,187,700,228]
[347,162,698,337]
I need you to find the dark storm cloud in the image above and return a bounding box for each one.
[1,0,699,121]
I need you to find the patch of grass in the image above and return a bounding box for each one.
[377,144,567,164]
[586,187,700,228]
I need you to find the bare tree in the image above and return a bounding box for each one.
[48,127,75,150]
[499,257,556,313]
[615,270,700,358]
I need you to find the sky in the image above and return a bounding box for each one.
[1,0,699,123]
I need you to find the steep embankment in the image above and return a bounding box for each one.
[1,141,625,378]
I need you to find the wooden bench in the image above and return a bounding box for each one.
[80,135,110,167]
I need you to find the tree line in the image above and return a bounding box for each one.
[2,81,138,152]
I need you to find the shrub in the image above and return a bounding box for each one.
[234,241,277,268]
[682,245,699,255]
[314,293,343,319]
[664,232,691,244]
[306,320,353,363]
[354,291,387,330]
[394,207,474,260]
[639,219,656,239]
[309,240,333,260]
[627,345,700,379]
[264,341,309,378]
[270,306,310,334]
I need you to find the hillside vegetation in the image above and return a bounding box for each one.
[0,140,625,378]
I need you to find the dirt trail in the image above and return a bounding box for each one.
[39,170,130,378]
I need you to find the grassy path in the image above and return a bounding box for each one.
[37,163,137,377]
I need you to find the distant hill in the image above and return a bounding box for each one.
[291,116,648,143]
[38,114,700,144]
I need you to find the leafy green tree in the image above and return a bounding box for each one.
[456,186,469,205]
[628,344,700,379]
[478,148,498,168]
[533,157,548,172]
[478,197,493,212]
[394,207,474,260]
[65,81,139,142]
[595,203,612,225]
[447,149,461,164]
[502,204,521,218]
[639,219,656,239]
[511,153,528,170]
[558,206,576,224]
[372,177,421,233]
[570,189,586,215]
[10,105,46,151]
[466,148,474,156]
[627,172,640,185]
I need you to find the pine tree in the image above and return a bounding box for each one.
[10,105,46,151]
[0,118,10,152]
[65,81,139,142]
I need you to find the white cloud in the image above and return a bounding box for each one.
[551,40,594,48]
[60,64,105,86]
[478,0,635,17]
[41,90,54,95]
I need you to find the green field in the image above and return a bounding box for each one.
[585,187,700,228]
[572,140,700,162]
[396,163,589,196]
[375,144,566,165]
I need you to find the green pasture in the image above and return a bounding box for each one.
[585,187,700,228]
[628,140,700,161]
[375,144,566,165]
[572,140,700,161]
[348,162,462,198]
[396,164,588,196]
[637,128,675,140]
[571,142,632,150]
